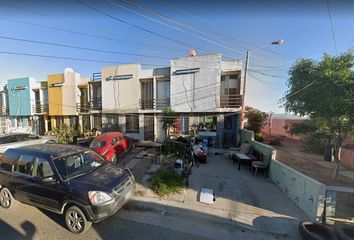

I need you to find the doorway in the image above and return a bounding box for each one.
[144,114,154,141]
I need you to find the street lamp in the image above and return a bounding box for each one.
[240,40,284,129]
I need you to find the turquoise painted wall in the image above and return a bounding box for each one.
[240,129,326,221]
[7,78,31,116]
[269,160,326,221]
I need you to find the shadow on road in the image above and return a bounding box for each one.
[0,219,36,240]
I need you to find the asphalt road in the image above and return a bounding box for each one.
[0,203,210,240]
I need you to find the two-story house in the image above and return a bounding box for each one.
[97,53,242,147]
[170,53,242,147]
[47,68,80,129]
[7,77,39,133]
[0,84,9,133]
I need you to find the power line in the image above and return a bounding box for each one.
[116,0,248,57]
[111,0,293,64]
[0,35,239,65]
[0,17,186,52]
[0,47,289,81]
[156,0,296,62]
[0,50,156,66]
[326,0,338,53]
[73,0,202,51]
[248,72,284,86]
[0,1,187,52]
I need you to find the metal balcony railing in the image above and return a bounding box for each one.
[32,103,48,114]
[89,100,102,111]
[76,103,90,113]
[220,94,242,108]
[139,98,170,110]
[0,105,8,116]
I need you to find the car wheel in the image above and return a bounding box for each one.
[65,206,92,234]
[334,223,354,240]
[0,188,17,209]
[299,221,336,240]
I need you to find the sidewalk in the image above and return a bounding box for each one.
[126,153,306,240]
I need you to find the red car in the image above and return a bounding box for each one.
[89,132,135,162]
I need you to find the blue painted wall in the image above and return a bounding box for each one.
[7,77,31,116]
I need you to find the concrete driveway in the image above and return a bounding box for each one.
[183,152,307,239]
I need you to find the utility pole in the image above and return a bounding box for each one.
[240,50,250,129]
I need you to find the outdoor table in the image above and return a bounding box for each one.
[233,153,252,170]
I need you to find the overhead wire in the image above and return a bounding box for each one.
[0,1,187,51]
[73,0,203,51]
[326,0,338,53]
[156,0,297,62]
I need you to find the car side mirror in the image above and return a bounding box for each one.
[42,176,56,183]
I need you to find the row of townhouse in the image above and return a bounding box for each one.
[0,53,243,147]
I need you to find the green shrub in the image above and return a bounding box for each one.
[51,124,80,144]
[303,135,326,155]
[149,169,184,197]
[255,133,265,142]
[269,136,284,146]
[162,141,187,157]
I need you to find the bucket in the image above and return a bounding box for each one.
[174,159,183,176]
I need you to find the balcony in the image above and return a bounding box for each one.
[89,100,102,111]
[76,103,90,113]
[139,98,170,110]
[220,94,242,108]
[0,106,8,116]
[32,103,48,114]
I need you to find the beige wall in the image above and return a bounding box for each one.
[101,64,141,113]
[62,71,80,116]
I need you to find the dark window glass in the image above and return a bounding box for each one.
[0,135,18,144]
[111,138,118,145]
[53,151,104,180]
[89,139,106,148]
[13,155,34,176]
[126,115,139,133]
[0,149,20,171]
[34,157,54,178]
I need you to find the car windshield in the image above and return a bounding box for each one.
[53,151,105,180]
[89,139,106,148]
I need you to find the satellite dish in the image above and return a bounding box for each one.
[64,68,74,74]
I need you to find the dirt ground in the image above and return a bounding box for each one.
[266,137,354,220]
[268,137,354,188]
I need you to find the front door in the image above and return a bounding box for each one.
[144,115,154,141]
[223,114,238,147]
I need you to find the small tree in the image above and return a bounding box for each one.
[161,107,176,140]
[52,124,80,144]
[283,52,354,179]
[245,106,268,141]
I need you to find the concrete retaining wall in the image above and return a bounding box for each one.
[269,159,326,221]
[240,129,326,221]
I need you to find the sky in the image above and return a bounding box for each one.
[0,0,353,113]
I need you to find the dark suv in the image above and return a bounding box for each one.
[0,144,135,234]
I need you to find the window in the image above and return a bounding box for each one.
[180,116,189,134]
[13,155,34,176]
[118,135,124,141]
[199,116,217,131]
[34,157,54,178]
[126,115,139,133]
[15,134,38,142]
[0,135,17,144]
[53,151,104,180]
[111,138,118,145]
